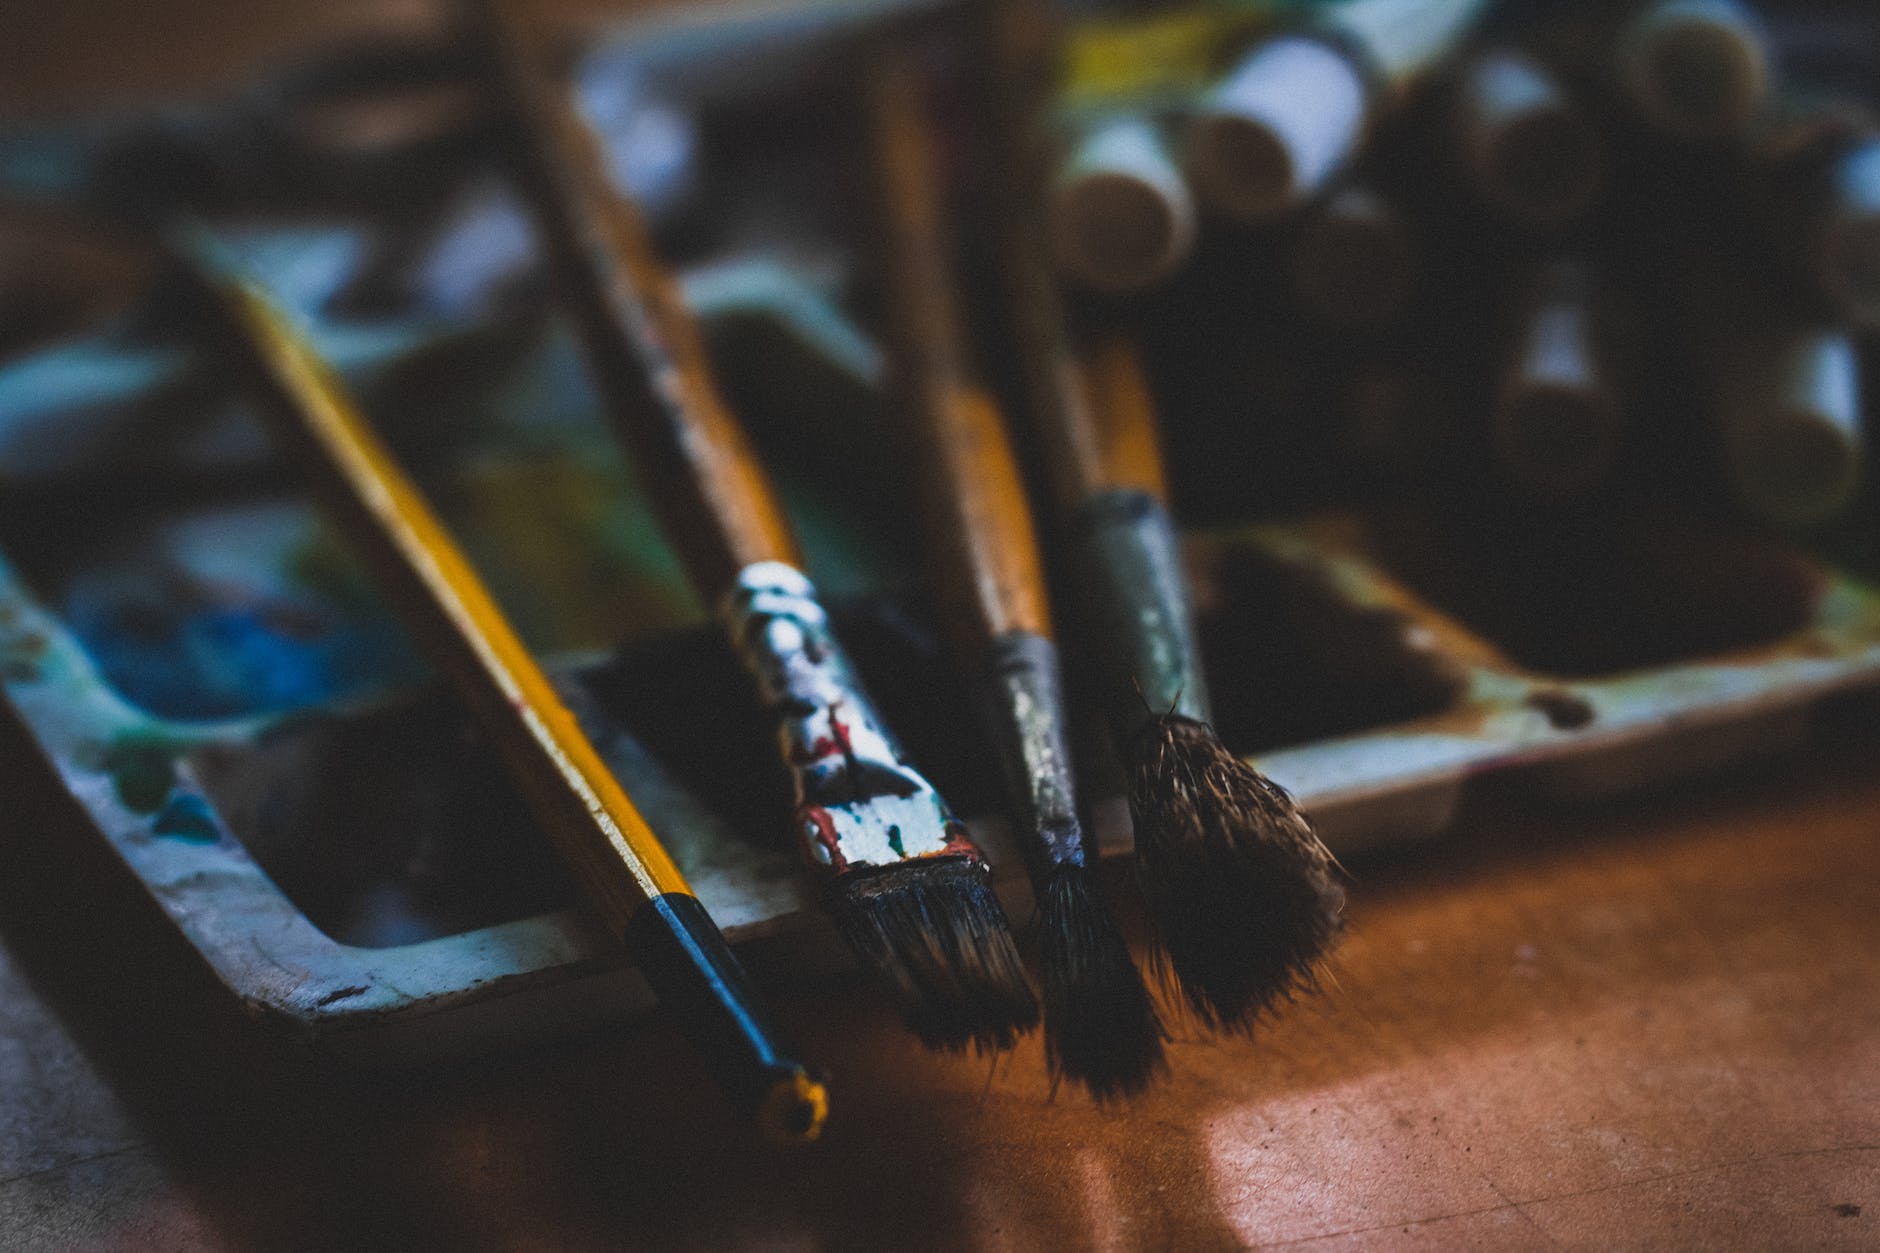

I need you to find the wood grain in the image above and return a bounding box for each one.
[3,692,1879,1248]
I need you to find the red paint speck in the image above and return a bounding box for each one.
[788,735,840,765]
[940,823,984,865]
[797,805,847,872]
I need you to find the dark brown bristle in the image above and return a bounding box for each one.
[1038,864,1167,1100]
[1128,714,1344,1032]
[826,856,1039,1053]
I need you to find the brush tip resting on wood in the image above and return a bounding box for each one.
[1128,713,1345,1031]
[1055,344,1345,1034]
[1037,862,1167,1099]
[868,51,1160,1088]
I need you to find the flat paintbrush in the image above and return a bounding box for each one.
[980,0,1344,1032]
[468,0,1037,1053]
[177,240,827,1142]
[868,56,1163,1098]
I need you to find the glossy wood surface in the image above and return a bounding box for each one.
[3,697,1877,1249]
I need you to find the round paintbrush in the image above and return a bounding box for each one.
[1615,0,1770,141]
[1057,334,1344,1032]
[1187,0,1491,223]
[1288,183,1417,329]
[1490,261,1624,500]
[973,0,1341,1030]
[1447,49,1605,229]
[870,55,1163,1098]
[470,0,1037,1054]
[1047,116,1197,293]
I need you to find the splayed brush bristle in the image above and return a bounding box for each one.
[1128,714,1345,1033]
[826,855,1039,1053]
[1038,864,1167,1100]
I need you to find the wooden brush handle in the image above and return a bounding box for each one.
[195,256,825,1140]
[1062,337,1211,728]
[870,59,1051,651]
[1064,331,1171,505]
[477,0,801,604]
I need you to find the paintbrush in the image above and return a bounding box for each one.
[1187,0,1491,222]
[175,237,827,1142]
[467,0,1037,1053]
[975,0,1342,1033]
[867,54,1163,1097]
[1056,332,1344,1032]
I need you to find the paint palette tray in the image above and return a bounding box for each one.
[6,7,1880,1064]
[5,298,1880,1065]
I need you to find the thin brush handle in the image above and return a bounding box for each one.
[973,0,1206,733]
[473,0,801,604]
[1063,335,1212,731]
[872,62,1052,646]
[189,255,824,1141]
[870,60,1084,876]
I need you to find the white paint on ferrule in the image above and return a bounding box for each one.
[725,561,967,871]
[1049,116,1197,292]
[1187,36,1370,222]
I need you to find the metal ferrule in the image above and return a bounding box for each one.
[724,561,981,875]
[975,630,1086,882]
[1068,487,1212,733]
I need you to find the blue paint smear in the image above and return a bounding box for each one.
[152,794,221,843]
[66,586,422,723]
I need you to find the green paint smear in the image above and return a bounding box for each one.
[103,732,183,814]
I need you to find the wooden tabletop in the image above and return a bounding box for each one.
[2,693,1876,1250]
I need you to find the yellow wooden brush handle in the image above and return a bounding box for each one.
[871,58,1052,649]
[1066,332,1171,505]
[217,276,689,930]
[186,240,824,1140]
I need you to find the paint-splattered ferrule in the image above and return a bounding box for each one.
[975,630,1087,881]
[724,561,984,876]
[1068,488,1212,734]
